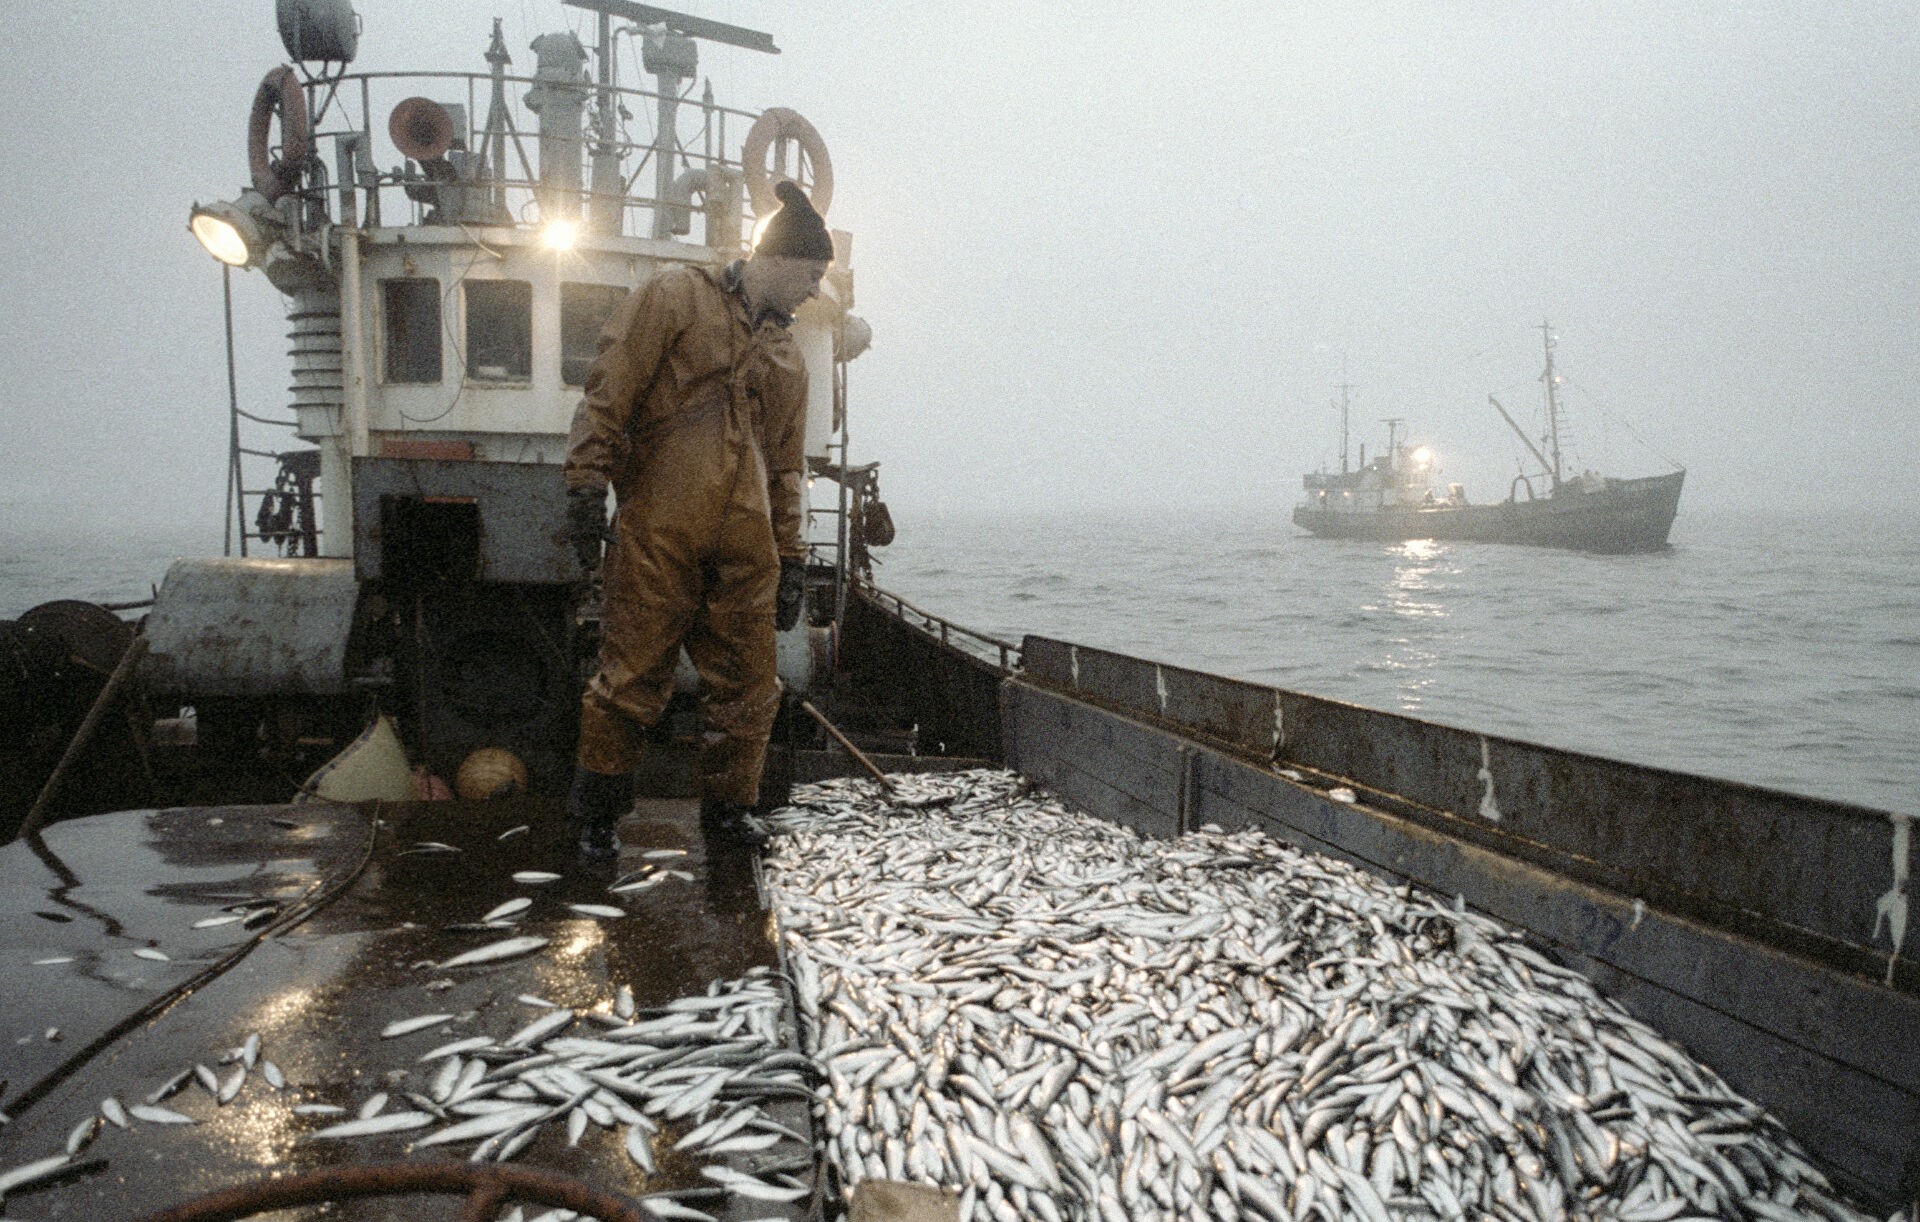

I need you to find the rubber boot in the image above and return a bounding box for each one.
[699,797,768,852]
[565,766,632,863]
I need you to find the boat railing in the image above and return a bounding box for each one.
[285,68,764,243]
[857,583,1022,674]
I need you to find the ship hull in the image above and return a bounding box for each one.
[1293,469,1685,553]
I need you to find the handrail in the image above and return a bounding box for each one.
[291,67,765,237]
[859,582,1021,673]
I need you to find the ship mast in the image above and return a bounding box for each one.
[1335,380,1353,475]
[1539,320,1564,488]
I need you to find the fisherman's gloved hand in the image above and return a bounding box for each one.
[775,558,806,632]
[567,485,609,572]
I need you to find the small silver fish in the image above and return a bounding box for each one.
[128,1105,197,1125]
[382,1014,455,1039]
[32,956,75,965]
[99,1097,128,1128]
[193,915,244,929]
[261,1060,286,1090]
[505,1009,574,1048]
[565,904,626,919]
[218,1065,246,1105]
[135,948,171,962]
[483,898,533,922]
[511,871,561,885]
[700,1167,807,1202]
[65,1115,100,1156]
[0,1154,71,1196]
[641,849,688,860]
[146,1069,194,1105]
[241,1033,261,1069]
[359,1092,390,1120]
[498,825,531,841]
[419,1036,496,1062]
[439,936,549,969]
[412,1105,546,1147]
[307,1111,435,1140]
[292,1103,346,1115]
[639,1198,714,1221]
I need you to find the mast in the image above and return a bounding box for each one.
[1382,417,1404,472]
[1540,320,1564,487]
[1335,380,1353,475]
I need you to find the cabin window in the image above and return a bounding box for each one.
[464,279,532,382]
[560,283,629,386]
[382,279,442,384]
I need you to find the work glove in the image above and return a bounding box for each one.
[775,558,806,632]
[567,485,609,572]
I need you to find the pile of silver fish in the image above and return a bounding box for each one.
[764,769,1896,1222]
[308,966,817,1220]
[3,965,813,1219]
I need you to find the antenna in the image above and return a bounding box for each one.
[561,0,779,54]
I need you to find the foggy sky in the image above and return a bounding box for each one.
[1,1,1916,541]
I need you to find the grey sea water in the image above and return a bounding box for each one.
[873,507,1920,816]
[4,507,1916,814]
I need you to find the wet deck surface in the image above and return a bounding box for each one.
[0,797,799,1220]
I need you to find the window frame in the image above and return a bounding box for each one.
[379,277,444,386]
[462,278,534,385]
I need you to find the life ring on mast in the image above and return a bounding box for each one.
[249,65,311,201]
[741,107,833,218]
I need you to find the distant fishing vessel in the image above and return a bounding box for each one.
[1293,324,1685,553]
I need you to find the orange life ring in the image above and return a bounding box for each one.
[741,107,833,218]
[249,65,311,201]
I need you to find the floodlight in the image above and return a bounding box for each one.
[188,191,280,268]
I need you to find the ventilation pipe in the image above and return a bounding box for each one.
[660,166,743,250]
[642,29,698,239]
[524,33,589,222]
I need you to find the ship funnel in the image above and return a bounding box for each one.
[276,0,360,64]
[524,33,590,223]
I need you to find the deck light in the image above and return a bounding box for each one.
[188,191,279,268]
[1411,446,1432,466]
[542,219,579,251]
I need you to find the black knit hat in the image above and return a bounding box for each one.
[754,180,834,261]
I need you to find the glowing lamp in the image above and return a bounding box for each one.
[191,212,250,265]
[1411,446,1432,466]
[188,191,279,268]
[542,220,579,251]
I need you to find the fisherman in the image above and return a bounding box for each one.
[561,181,833,861]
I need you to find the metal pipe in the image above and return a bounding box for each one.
[17,637,149,842]
[340,229,368,462]
[223,265,243,557]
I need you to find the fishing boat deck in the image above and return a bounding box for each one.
[0,796,809,1220]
